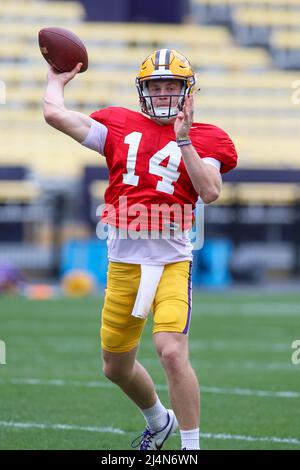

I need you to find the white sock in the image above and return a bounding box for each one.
[180,428,200,450]
[140,397,169,432]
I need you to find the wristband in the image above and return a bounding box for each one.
[177,139,192,147]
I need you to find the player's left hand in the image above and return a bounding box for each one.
[174,94,194,139]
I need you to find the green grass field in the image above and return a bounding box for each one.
[0,292,299,450]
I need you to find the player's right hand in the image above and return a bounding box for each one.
[47,62,83,86]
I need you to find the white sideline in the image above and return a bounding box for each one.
[1,377,300,398]
[0,420,299,446]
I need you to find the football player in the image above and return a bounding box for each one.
[43,49,237,450]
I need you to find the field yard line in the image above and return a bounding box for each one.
[202,386,300,398]
[194,303,300,316]
[143,339,292,353]
[188,339,290,352]
[201,432,300,446]
[0,420,299,446]
[1,377,300,399]
[142,357,298,372]
[0,421,125,434]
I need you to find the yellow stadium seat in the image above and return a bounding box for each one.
[19,44,270,71]
[271,30,300,50]
[0,181,40,203]
[0,1,85,22]
[236,183,300,205]
[234,7,300,28]
[1,0,300,175]
[9,84,296,109]
[75,22,232,47]
[193,0,300,7]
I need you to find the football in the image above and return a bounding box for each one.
[38,27,88,73]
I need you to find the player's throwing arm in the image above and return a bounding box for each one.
[39,27,92,143]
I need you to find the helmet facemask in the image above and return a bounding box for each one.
[136,49,196,121]
[137,77,189,119]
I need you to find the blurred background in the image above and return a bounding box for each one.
[1,0,300,293]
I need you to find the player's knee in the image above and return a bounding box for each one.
[158,347,185,376]
[103,362,127,384]
[102,356,132,385]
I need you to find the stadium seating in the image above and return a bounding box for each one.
[196,1,300,70]
[271,30,300,69]
[194,0,300,5]
[0,1,84,22]
[233,7,300,48]
[1,0,300,187]
[0,180,40,203]
[234,183,300,205]
[193,0,300,33]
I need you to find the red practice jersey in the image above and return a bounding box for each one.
[90,107,237,231]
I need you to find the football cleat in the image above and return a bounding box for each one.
[136,49,196,119]
[131,409,178,450]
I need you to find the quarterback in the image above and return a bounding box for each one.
[43,49,237,450]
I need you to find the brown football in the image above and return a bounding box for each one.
[38,27,88,73]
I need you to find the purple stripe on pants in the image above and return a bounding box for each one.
[183,261,192,334]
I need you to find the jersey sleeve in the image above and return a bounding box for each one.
[191,124,238,174]
[90,108,113,127]
[89,107,128,159]
[213,130,238,174]
[81,119,108,154]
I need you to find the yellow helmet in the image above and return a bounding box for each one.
[136,49,196,119]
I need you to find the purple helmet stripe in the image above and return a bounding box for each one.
[165,49,171,69]
[154,50,160,70]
